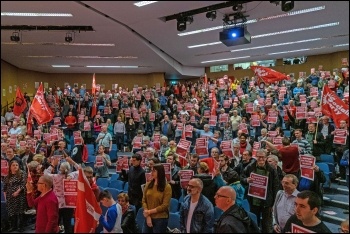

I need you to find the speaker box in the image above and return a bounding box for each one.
[220,27,251,47]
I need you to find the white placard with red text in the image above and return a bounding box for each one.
[248,173,269,200]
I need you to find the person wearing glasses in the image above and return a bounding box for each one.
[26,175,59,233]
[283,190,331,233]
[241,149,280,233]
[142,164,172,233]
[179,178,214,233]
[214,186,252,233]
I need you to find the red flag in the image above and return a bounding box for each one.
[74,168,102,233]
[26,111,33,137]
[211,93,217,116]
[204,73,208,86]
[321,85,349,128]
[13,86,27,116]
[251,66,287,84]
[30,83,54,125]
[90,97,97,118]
[92,73,96,96]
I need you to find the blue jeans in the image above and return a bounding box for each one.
[142,218,168,233]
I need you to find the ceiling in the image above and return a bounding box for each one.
[1,1,349,79]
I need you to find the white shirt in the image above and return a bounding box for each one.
[186,200,198,233]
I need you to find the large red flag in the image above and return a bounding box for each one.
[13,86,27,116]
[90,97,97,118]
[92,73,96,96]
[74,168,102,233]
[251,66,287,84]
[321,85,349,128]
[30,83,54,125]
[211,93,217,116]
[26,111,33,137]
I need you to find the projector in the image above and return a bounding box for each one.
[220,26,251,47]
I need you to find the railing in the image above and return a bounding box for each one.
[1,99,15,116]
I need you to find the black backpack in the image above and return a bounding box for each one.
[228,208,260,233]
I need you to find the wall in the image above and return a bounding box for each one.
[205,50,349,81]
[1,60,165,108]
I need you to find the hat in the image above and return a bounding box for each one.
[137,130,143,134]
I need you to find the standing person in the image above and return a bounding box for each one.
[3,160,27,232]
[183,153,200,175]
[166,154,181,200]
[79,115,94,144]
[122,154,146,212]
[44,159,74,233]
[26,175,59,233]
[125,118,136,150]
[95,125,113,154]
[179,178,214,233]
[272,174,300,233]
[142,164,172,233]
[283,190,331,233]
[98,190,123,233]
[117,193,139,233]
[114,116,126,152]
[94,145,111,180]
[214,186,256,233]
[241,149,280,233]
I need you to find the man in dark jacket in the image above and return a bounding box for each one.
[317,116,335,154]
[305,123,325,161]
[241,149,280,233]
[121,154,145,212]
[214,186,251,233]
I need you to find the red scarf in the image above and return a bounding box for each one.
[239,142,247,155]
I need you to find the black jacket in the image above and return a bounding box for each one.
[123,165,146,208]
[241,162,280,208]
[214,204,248,233]
[121,206,139,233]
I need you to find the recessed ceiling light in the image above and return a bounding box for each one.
[86,66,139,68]
[188,22,339,48]
[134,1,158,7]
[201,56,250,64]
[1,12,72,17]
[229,38,322,52]
[1,42,115,47]
[25,55,137,59]
[51,65,70,67]
[178,6,325,36]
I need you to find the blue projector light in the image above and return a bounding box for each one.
[220,26,251,46]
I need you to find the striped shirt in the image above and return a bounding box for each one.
[292,138,311,155]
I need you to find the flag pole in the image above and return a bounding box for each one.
[315,85,325,141]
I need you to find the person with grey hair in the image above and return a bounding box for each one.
[267,155,285,187]
[230,109,242,139]
[26,174,59,233]
[44,157,74,233]
[141,135,154,151]
[229,143,241,168]
[179,178,214,233]
[241,149,280,233]
[272,174,299,233]
[158,136,169,163]
[194,124,214,139]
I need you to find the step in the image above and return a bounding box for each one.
[323,197,349,209]
[335,178,348,186]
[324,187,349,195]
[321,205,348,226]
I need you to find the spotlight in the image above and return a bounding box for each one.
[232,4,243,12]
[10,32,20,42]
[177,18,186,32]
[176,16,193,31]
[65,33,73,43]
[281,1,294,12]
[206,11,216,21]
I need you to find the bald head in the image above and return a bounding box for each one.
[215,186,236,211]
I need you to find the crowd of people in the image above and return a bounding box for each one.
[1,66,349,233]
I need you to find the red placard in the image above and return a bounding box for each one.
[219,113,229,123]
[1,160,8,176]
[209,116,217,127]
[54,117,61,126]
[333,129,347,145]
[248,173,269,200]
[176,139,191,159]
[220,140,233,158]
[265,98,272,106]
[195,138,208,158]
[133,137,142,149]
[73,131,81,138]
[246,103,254,113]
[63,179,78,208]
[299,95,307,103]
[251,115,260,127]
[185,125,193,138]
[133,113,140,122]
[223,100,230,109]
[116,156,129,172]
[310,87,318,97]
[300,155,315,181]
[238,123,249,134]
[204,110,210,118]
[83,122,91,131]
[178,170,194,189]
[95,156,104,167]
[162,163,171,182]
[291,224,314,233]
[149,113,155,122]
